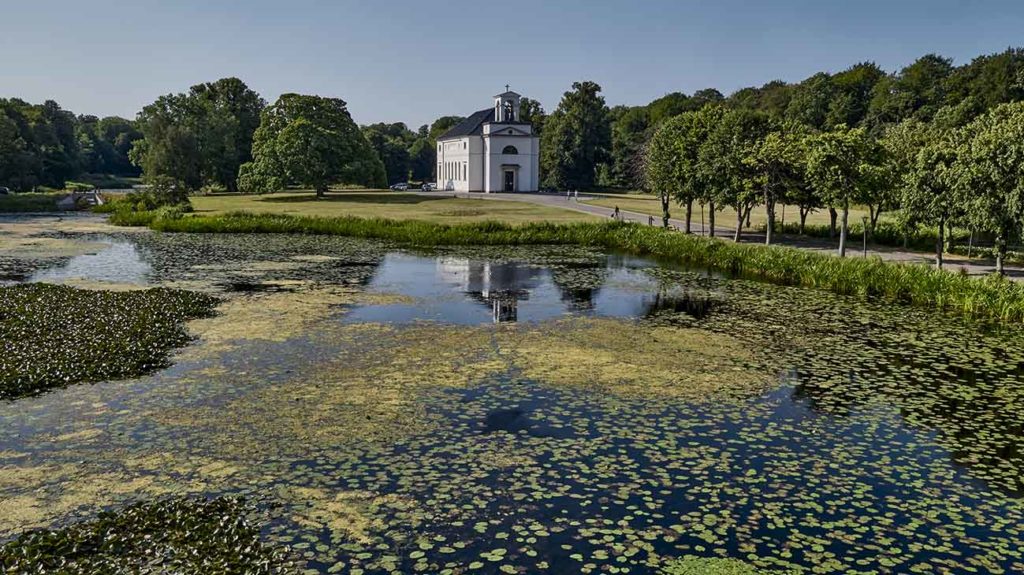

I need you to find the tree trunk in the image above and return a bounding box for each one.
[745,209,752,228]
[660,192,671,229]
[829,207,838,239]
[799,207,809,235]
[685,200,693,234]
[765,195,776,246]
[700,204,705,236]
[708,201,716,238]
[869,205,881,231]
[996,229,1007,275]
[945,220,955,253]
[316,185,327,199]
[935,215,945,270]
[838,203,849,258]
[734,207,744,243]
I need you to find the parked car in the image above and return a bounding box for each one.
[389,182,409,191]
[0,186,9,195]
[421,183,436,191]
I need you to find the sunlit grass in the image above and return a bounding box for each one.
[190,191,596,225]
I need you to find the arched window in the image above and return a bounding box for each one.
[502,145,519,155]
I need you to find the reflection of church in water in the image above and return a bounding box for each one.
[438,259,543,323]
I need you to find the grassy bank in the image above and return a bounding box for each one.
[118,211,1024,322]
[0,192,61,213]
[190,190,596,224]
[0,284,218,399]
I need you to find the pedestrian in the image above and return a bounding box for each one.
[614,206,620,220]
[648,215,654,226]
[566,190,571,201]
[574,189,579,201]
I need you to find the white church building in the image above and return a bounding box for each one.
[436,90,540,193]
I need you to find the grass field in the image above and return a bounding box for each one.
[190,191,596,225]
[583,193,872,229]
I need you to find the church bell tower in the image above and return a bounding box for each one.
[494,87,521,123]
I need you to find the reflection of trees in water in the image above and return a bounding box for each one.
[784,313,1024,494]
[642,289,718,321]
[549,264,610,312]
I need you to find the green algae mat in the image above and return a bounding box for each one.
[1,215,1023,574]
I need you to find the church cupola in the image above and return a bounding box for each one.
[494,87,521,123]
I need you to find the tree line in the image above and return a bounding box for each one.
[0,98,142,191]
[529,48,1024,272]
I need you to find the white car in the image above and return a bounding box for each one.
[390,183,409,191]
[421,183,436,191]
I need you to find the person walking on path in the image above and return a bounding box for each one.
[614,206,620,220]
[574,190,579,201]
[566,190,571,201]
[648,215,654,226]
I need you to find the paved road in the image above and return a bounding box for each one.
[420,190,1024,279]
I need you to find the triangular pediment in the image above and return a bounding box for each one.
[486,125,532,137]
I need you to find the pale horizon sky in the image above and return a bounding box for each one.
[3,0,1023,128]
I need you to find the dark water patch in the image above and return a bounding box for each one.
[221,281,298,293]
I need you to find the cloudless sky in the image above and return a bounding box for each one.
[3,0,1023,128]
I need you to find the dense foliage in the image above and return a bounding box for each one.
[131,77,265,193]
[0,497,296,574]
[0,98,141,191]
[116,212,1024,323]
[541,81,612,190]
[0,283,217,399]
[239,94,386,197]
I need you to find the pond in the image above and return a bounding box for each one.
[1,215,1023,574]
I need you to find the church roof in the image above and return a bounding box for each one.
[438,109,493,140]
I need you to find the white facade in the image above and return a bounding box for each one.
[436,91,540,193]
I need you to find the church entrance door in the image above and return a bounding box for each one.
[504,170,515,192]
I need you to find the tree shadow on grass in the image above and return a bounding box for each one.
[255,193,446,206]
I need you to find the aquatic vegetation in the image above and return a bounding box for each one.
[125,211,1024,322]
[661,557,789,575]
[4,225,1024,574]
[0,497,297,574]
[500,317,772,401]
[0,283,217,399]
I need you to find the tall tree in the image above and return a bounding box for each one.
[519,98,546,136]
[953,102,1024,274]
[362,122,416,184]
[806,125,876,257]
[609,106,649,189]
[133,77,264,192]
[745,124,807,245]
[700,108,772,242]
[239,94,384,197]
[868,54,954,128]
[540,81,611,190]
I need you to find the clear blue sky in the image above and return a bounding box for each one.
[3,0,1022,128]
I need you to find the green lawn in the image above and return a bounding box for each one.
[583,193,872,229]
[191,190,597,225]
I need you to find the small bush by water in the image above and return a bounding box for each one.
[0,497,296,574]
[117,211,1024,322]
[0,283,217,399]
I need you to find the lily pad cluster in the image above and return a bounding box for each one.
[0,496,297,574]
[0,283,217,399]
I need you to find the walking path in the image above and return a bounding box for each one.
[418,190,1024,279]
